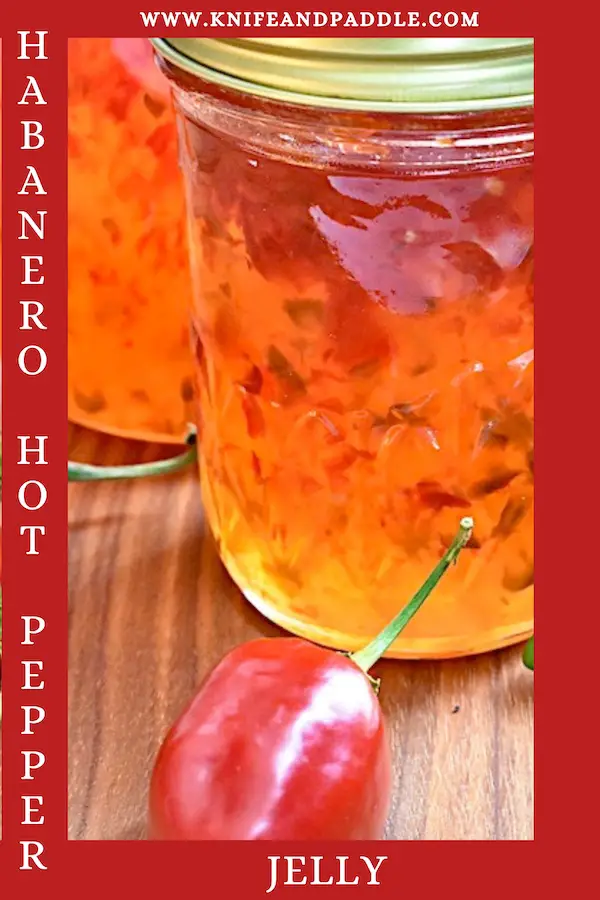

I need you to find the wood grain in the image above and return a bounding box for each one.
[68,424,533,841]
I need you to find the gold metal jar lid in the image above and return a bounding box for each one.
[151,38,533,113]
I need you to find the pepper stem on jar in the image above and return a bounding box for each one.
[67,428,198,483]
[349,516,474,676]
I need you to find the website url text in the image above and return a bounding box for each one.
[140,10,480,29]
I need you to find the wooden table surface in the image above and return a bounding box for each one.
[68,423,533,842]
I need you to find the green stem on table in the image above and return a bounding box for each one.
[523,636,534,671]
[350,516,474,677]
[67,430,197,483]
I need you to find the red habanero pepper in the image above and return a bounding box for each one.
[148,517,474,841]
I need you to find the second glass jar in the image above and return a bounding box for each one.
[68,38,194,443]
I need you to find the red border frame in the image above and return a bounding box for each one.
[1,0,588,894]
[1,15,69,873]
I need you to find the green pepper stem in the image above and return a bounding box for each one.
[67,431,197,483]
[350,516,474,674]
[522,636,534,671]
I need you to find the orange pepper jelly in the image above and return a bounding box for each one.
[68,38,194,443]
[155,39,534,657]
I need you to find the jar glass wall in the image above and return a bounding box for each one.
[68,38,194,443]
[160,60,533,658]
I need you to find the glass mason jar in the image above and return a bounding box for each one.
[68,38,194,443]
[153,38,534,658]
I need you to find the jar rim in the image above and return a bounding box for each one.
[151,37,534,113]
